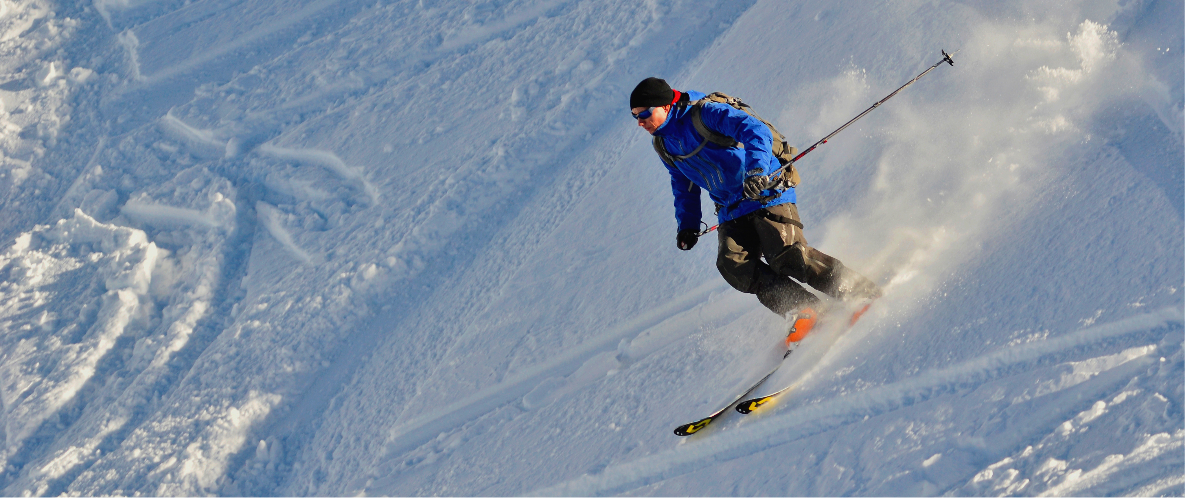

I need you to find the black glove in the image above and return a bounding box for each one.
[743,174,774,201]
[676,229,699,251]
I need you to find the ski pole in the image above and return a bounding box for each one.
[780,49,956,168]
[697,49,957,238]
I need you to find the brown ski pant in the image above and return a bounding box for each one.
[716,203,873,316]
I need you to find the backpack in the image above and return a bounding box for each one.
[652,92,800,188]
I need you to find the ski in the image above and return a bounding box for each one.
[672,344,799,436]
[735,301,875,415]
[735,383,794,414]
[672,300,873,435]
[673,308,821,436]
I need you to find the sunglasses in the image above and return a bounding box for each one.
[631,107,654,120]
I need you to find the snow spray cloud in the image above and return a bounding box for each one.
[812,18,1142,312]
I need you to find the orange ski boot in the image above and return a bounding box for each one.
[784,307,820,347]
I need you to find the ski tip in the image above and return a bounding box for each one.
[736,396,773,414]
[674,417,714,436]
[850,300,875,326]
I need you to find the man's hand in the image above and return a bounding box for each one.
[743,174,774,201]
[676,229,699,251]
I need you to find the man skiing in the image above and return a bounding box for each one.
[631,77,880,335]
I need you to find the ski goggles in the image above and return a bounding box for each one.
[631,107,655,120]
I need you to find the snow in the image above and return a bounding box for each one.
[0,0,1181,496]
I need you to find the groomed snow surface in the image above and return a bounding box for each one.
[0,0,1182,495]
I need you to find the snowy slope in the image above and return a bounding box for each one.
[0,0,1181,496]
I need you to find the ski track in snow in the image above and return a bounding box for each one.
[372,281,741,462]
[0,0,385,493]
[536,306,1184,496]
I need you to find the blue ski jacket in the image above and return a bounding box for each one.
[654,90,795,232]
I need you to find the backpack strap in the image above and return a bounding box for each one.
[653,101,741,166]
[654,137,699,193]
[651,91,803,199]
[652,136,675,167]
[689,103,741,149]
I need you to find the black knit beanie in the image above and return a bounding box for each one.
[630,77,674,108]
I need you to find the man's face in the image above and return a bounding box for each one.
[632,105,670,135]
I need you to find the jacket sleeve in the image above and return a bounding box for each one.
[698,103,777,178]
[665,162,703,232]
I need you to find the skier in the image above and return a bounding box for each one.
[631,77,881,335]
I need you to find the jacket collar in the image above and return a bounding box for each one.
[653,92,693,136]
